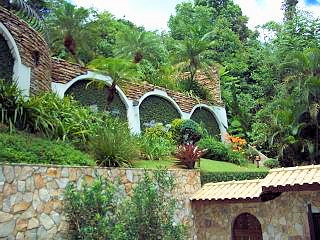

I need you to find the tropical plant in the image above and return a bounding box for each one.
[87,124,139,167]
[118,170,186,240]
[198,136,247,165]
[64,171,186,240]
[172,119,205,145]
[175,143,206,169]
[0,80,27,131]
[64,177,124,240]
[88,57,139,105]
[114,28,168,65]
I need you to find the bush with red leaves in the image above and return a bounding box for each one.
[175,144,206,169]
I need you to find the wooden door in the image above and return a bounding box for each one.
[232,213,263,240]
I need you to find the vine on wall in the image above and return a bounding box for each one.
[139,96,181,131]
[0,35,14,83]
[191,107,220,137]
[65,80,127,120]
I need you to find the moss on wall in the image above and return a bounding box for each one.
[65,80,127,120]
[139,96,181,131]
[191,107,220,137]
[0,35,14,83]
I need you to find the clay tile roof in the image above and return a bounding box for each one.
[190,179,263,202]
[51,58,87,84]
[191,165,320,203]
[261,165,320,192]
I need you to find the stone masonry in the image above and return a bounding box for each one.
[192,191,320,240]
[0,164,201,239]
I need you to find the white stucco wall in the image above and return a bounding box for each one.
[0,23,31,97]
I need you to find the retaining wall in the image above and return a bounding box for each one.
[0,164,201,239]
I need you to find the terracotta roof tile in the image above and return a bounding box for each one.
[191,165,320,202]
[51,58,87,84]
[261,165,320,191]
[191,179,262,201]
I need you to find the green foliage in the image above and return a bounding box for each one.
[0,80,27,130]
[0,36,14,83]
[197,136,247,165]
[0,131,95,166]
[64,177,123,239]
[172,119,206,145]
[263,159,280,169]
[114,28,168,65]
[64,171,185,240]
[140,124,175,161]
[87,124,139,167]
[26,93,113,143]
[139,96,181,131]
[201,171,268,184]
[118,170,185,240]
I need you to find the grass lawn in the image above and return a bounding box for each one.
[133,158,269,173]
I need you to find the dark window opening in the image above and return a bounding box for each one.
[232,213,263,240]
[32,51,41,66]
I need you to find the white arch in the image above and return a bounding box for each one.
[189,104,227,140]
[0,23,31,97]
[138,89,184,117]
[51,71,131,109]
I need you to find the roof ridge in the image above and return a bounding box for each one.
[270,164,320,172]
[205,179,262,186]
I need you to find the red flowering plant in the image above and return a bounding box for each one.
[175,144,207,169]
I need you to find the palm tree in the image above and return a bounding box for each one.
[88,57,139,106]
[46,1,94,64]
[114,29,167,64]
[278,48,320,164]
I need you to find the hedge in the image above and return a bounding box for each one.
[200,171,269,184]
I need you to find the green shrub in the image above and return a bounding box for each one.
[26,93,112,142]
[263,158,280,169]
[201,171,269,184]
[118,170,185,240]
[144,123,173,140]
[87,123,139,167]
[198,136,247,165]
[0,80,27,130]
[64,177,124,240]
[0,131,95,166]
[171,119,205,144]
[139,135,175,161]
[64,171,185,240]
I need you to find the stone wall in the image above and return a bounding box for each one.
[192,191,320,240]
[0,164,201,240]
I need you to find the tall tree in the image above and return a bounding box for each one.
[282,0,299,21]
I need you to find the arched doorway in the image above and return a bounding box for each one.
[0,34,14,83]
[232,213,263,240]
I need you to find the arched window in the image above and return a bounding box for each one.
[139,95,181,131]
[191,107,220,137]
[232,213,263,240]
[0,34,14,83]
[65,80,127,120]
